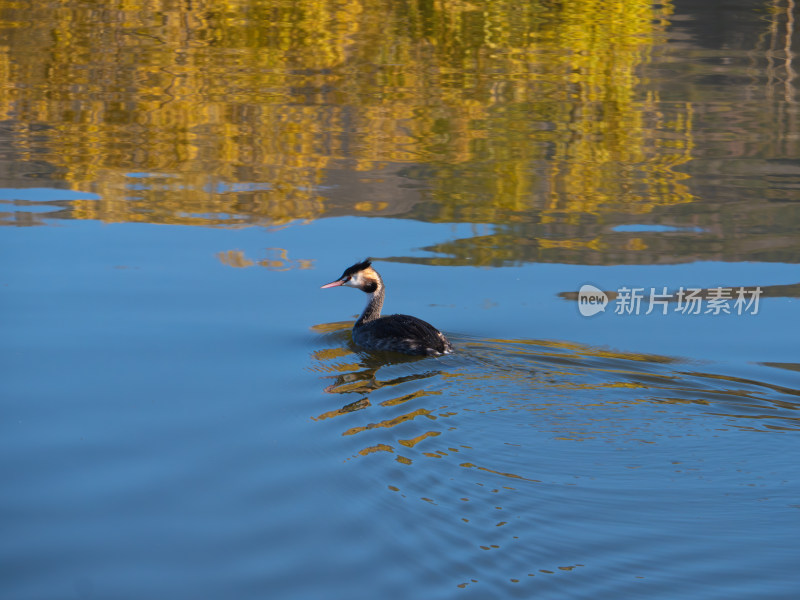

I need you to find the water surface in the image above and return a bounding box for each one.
[1,1,799,598]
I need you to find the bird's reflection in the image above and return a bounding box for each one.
[310,321,447,423]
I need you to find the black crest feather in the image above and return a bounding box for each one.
[342,259,373,278]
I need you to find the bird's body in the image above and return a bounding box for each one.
[321,260,452,356]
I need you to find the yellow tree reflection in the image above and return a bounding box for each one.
[0,0,693,233]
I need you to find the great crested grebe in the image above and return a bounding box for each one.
[321,260,453,356]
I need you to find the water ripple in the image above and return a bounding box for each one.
[307,328,799,595]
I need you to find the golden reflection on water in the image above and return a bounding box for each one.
[310,329,800,469]
[1,0,693,229]
[216,247,314,271]
[459,463,541,483]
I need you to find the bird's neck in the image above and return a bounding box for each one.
[357,280,384,325]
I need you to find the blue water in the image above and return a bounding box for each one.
[2,212,798,599]
[612,224,705,233]
[3,0,800,595]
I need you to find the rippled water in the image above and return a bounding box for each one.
[310,336,799,594]
[2,0,800,598]
[3,219,798,598]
